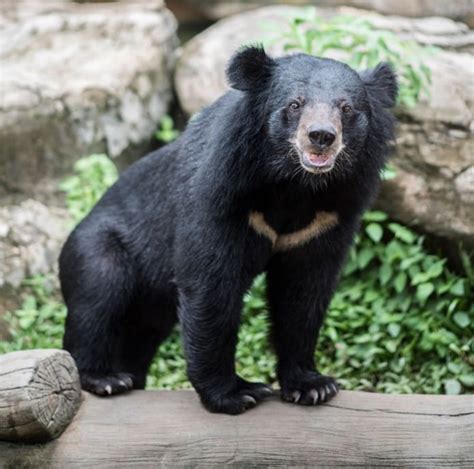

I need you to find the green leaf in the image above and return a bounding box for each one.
[459,374,474,388]
[450,279,465,296]
[385,340,397,353]
[357,248,375,269]
[245,296,266,310]
[364,211,388,222]
[447,362,461,374]
[381,164,397,180]
[19,316,35,330]
[394,272,407,293]
[444,379,462,395]
[453,312,470,329]
[379,263,393,286]
[155,116,180,143]
[416,282,434,303]
[427,260,445,278]
[366,223,383,243]
[411,272,430,286]
[363,289,379,303]
[388,223,416,244]
[386,240,405,262]
[387,323,401,338]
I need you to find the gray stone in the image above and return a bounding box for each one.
[175,6,298,116]
[0,199,70,337]
[455,166,474,204]
[177,0,474,27]
[342,10,474,51]
[0,0,178,202]
[0,200,69,289]
[175,5,474,247]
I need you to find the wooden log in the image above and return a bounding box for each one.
[1,389,473,468]
[0,349,82,443]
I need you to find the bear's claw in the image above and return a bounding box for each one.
[281,373,339,406]
[200,378,274,415]
[80,371,135,396]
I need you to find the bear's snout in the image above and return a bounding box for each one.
[307,125,337,150]
[294,107,344,174]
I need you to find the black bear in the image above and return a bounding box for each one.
[60,46,397,414]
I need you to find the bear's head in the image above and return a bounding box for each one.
[226,46,398,185]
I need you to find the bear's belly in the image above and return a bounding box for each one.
[248,211,338,251]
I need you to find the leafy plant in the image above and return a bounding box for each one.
[319,211,473,394]
[0,276,66,354]
[155,115,180,143]
[263,8,433,107]
[59,154,118,224]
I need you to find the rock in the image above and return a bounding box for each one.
[455,167,474,205]
[175,6,474,247]
[0,200,68,289]
[176,0,474,27]
[0,199,70,337]
[175,6,474,114]
[175,6,298,115]
[342,10,474,52]
[0,0,178,202]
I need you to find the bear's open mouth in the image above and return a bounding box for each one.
[300,150,337,173]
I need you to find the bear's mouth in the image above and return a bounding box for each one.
[299,150,337,173]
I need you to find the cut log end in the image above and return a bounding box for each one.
[0,349,82,443]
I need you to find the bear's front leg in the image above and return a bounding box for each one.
[176,223,273,415]
[178,286,273,414]
[267,237,350,406]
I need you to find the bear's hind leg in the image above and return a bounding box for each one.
[61,235,138,396]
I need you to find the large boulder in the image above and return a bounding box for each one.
[0,0,178,202]
[175,6,474,248]
[175,0,474,26]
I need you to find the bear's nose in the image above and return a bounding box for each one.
[308,126,336,149]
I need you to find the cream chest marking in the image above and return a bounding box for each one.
[249,211,339,252]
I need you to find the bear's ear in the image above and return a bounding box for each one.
[226,45,276,92]
[359,62,398,108]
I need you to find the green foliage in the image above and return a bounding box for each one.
[146,328,189,389]
[264,8,433,107]
[155,115,180,143]
[319,211,473,394]
[380,164,397,181]
[59,154,118,224]
[0,276,66,354]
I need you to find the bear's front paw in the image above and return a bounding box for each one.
[280,372,339,406]
[199,378,273,415]
[80,371,134,396]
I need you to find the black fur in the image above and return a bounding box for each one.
[60,46,397,414]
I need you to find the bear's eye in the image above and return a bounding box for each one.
[288,101,301,111]
[342,104,353,114]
